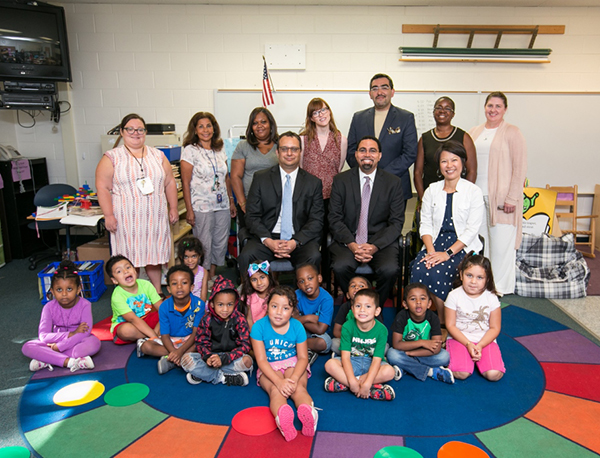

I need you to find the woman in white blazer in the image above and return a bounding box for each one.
[410,140,484,326]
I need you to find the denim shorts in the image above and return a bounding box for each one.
[334,355,388,377]
[306,330,332,353]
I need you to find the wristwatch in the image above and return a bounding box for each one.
[446,248,454,257]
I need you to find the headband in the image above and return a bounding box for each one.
[247,261,270,277]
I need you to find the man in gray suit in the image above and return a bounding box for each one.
[329,136,405,306]
[347,73,417,214]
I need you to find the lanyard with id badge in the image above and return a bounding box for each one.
[126,145,154,195]
[204,148,223,204]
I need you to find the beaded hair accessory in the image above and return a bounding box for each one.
[54,265,79,276]
[247,261,270,277]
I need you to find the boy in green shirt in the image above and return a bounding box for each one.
[107,255,166,357]
[323,289,396,401]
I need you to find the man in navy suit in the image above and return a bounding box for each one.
[329,136,405,306]
[347,73,417,214]
[239,131,324,273]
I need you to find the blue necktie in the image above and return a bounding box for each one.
[281,174,293,240]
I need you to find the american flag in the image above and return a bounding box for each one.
[262,60,274,107]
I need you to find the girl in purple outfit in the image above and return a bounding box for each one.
[22,261,101,372]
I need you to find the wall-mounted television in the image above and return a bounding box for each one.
[0,1,72,82]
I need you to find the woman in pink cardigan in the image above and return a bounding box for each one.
[469,92,527,295]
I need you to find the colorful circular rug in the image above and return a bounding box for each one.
[19,305,600,457]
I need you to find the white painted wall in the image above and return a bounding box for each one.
[3,4,600,188]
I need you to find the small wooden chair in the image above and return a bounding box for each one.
[546,184,597,258]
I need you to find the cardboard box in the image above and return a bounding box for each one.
[77,235,112,285]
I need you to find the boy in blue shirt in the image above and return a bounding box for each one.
[156,265,205,374]
[295,263,334,365]
[386,283,454,384]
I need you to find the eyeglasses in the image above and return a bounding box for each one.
[433,106,454,113]
[123,127,147,135]
[312,107,329,117]
[279,146,301,153]
[370,85,391,92]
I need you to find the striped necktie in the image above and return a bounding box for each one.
[356,176,371,244]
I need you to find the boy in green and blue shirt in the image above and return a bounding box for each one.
[386,283,454,384]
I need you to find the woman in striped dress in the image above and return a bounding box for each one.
[96,113,178,294]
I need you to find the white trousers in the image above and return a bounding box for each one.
[479,197,517,295]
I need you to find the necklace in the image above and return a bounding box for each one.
[483,127,497,142]
[432,126,456,142]
[125,145,145,175]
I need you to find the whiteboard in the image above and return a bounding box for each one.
[215,90,599,194]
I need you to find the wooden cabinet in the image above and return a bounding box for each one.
[168,191,192,266]
[0,158,49,261]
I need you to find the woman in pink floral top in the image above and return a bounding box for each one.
[300,98,347,267]
[300,98,347,200]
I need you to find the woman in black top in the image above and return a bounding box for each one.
[414,96,477,200]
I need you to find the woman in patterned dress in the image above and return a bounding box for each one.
[410,140,484,326]
[96,113,179,294]
[181,112,236,281]
[300,98,347,201]
[299,98,347,269]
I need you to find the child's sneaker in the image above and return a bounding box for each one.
[275,404,297,442]
[297,403,318,437]
[157,356,176,375]
[186,373,203,385]
[223,372,249,386]
[393,365,403,381]
[69,356,95,373]
[431,366,455,384]
[324,376,349,393]
[29,359,53,372]
[369,384,395,401]
[307,349,318,366]
[136,338,148,358]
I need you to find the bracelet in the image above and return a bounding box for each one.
[240,201,246,208]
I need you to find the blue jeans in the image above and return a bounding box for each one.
[182,352,251,384]
[386,347,450,381]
